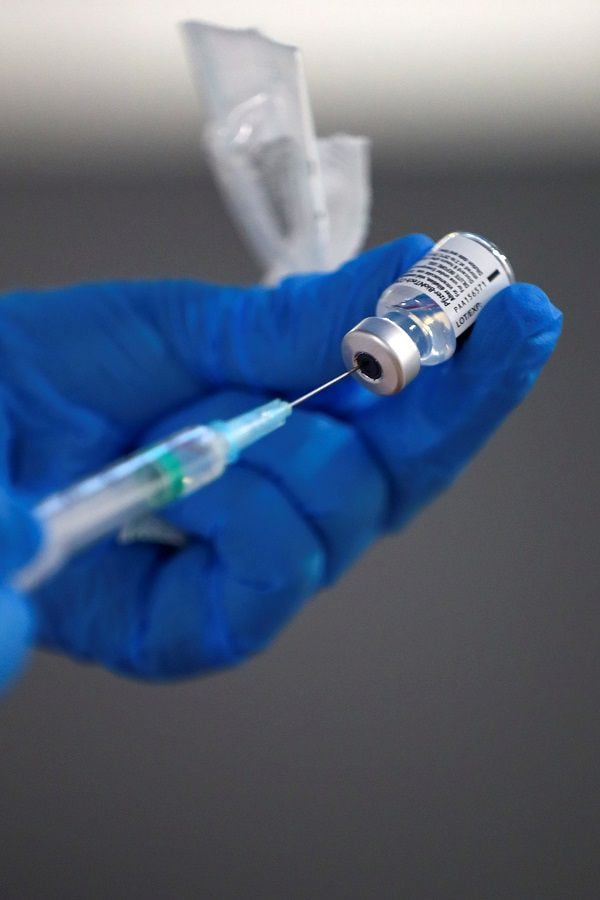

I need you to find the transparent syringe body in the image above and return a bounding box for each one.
[16,427,227,591]
[15,398,293,591]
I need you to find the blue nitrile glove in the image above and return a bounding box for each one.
[0,487,41,689]
[0,234,562,680]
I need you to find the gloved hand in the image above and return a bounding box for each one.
[0,234,562,680]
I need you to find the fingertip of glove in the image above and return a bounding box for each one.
[470,282,563,368]
[343,232,434,283]
[504,282,562,336]
[382,231,435,257]
[398,232,436,253]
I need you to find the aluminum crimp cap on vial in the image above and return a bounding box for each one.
[342,316,421,396]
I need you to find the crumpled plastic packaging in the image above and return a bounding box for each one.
[181,20,371,283]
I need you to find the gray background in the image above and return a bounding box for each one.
[0,161,598,899]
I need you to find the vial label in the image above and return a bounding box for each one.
[395,233,513,337]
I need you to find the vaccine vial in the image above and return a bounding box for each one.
[342,231,515,395]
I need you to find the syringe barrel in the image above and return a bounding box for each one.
[15,398,292,591]
[16,426,227,590]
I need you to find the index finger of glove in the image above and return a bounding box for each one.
[151,233,434,397]
[352,283,563,528]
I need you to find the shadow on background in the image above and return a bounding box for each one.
[1,161,599,899]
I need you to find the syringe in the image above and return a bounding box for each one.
[15,369,355,591]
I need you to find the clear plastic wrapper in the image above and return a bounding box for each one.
[181,20,371,282]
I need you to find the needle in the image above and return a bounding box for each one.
[290,366,359,407]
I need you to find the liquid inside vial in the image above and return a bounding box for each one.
[378,288,456,366]
[375,232,514,366]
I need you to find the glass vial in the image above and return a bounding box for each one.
[342,231,515,395]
